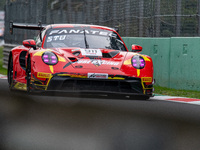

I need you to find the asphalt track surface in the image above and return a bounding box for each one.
[1,79,200,150]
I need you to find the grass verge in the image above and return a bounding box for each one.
[0,46,7,75]
[154,85,200,99]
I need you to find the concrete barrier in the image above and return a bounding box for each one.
[123,37,200,91]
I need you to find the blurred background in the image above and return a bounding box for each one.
[3,0,200,44]
[0,0,4,46]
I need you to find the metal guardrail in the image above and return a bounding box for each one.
[3,43,17,69]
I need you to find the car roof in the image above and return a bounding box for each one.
[45,24,116,32]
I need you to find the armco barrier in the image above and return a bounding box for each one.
[3,37,200,91]
[3,44,18,69]
[123,37,200,91]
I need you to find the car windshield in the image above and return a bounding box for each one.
[43,27,126,51]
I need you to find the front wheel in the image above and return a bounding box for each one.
[7,53,14,90]
[26,56,31,93]
[129,95,150,100]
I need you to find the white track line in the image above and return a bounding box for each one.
[152,95,200,105]
[0,74,7,79]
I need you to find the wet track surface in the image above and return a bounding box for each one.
[1,79,200,150]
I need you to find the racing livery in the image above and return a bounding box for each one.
[8,23,154,99]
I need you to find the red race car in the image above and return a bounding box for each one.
[7,22,154,99]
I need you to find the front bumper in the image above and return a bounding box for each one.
[31,73,153,99]
[42,75,153,98]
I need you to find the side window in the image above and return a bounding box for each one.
[36,28,46,47]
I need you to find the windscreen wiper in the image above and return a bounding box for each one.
[83,29,89,48]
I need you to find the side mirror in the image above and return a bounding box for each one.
[132,44,142,52]
[23,39,36,50]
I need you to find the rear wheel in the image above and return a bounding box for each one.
[7,53,14,90]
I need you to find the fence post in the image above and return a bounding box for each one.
[125,0,130,36]
[67,0,72,23]
[85,0,91,24]
[176,0,182,36]
[112,0,117,28]
[139,0,144,37]
[155,0,160,37]
[99,0,105,25]
[198,0,200,36]
[42,0,47,23]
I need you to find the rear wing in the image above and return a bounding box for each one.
[9,21,46,34]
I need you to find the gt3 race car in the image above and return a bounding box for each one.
[8,22,154,99]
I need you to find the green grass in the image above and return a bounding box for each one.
[154,85,200,99]
[0,46,7,75]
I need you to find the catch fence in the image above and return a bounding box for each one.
[4,0,200,44]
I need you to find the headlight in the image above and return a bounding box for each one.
[42,51,58,65]
[131,55,145,69]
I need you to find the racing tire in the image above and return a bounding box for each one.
[7,53,13,90]
[26,56,31,93]
[129,95,150,100]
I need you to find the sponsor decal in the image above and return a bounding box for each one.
[80,49,102,57]
[88,73,108,79]
[47,28,117,43]
[91,59,103,66]
[77,59,119,66]
[49,29,115,36]
[142,77,152,82]
[37,72,51,78]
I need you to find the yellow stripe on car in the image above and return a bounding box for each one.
[123,59,131,65]
[143,56,151,61]
[108,77,125,80]
[33,50,46,56]
[137,69,140,77]
[14,82,27,91]
[33,49,52,56]
[49,65,54,73]
[58,56,66,62]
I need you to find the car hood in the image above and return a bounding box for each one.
[56,48,127,70]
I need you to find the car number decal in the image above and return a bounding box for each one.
[80,49,102,57]
[88,73,108,79]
